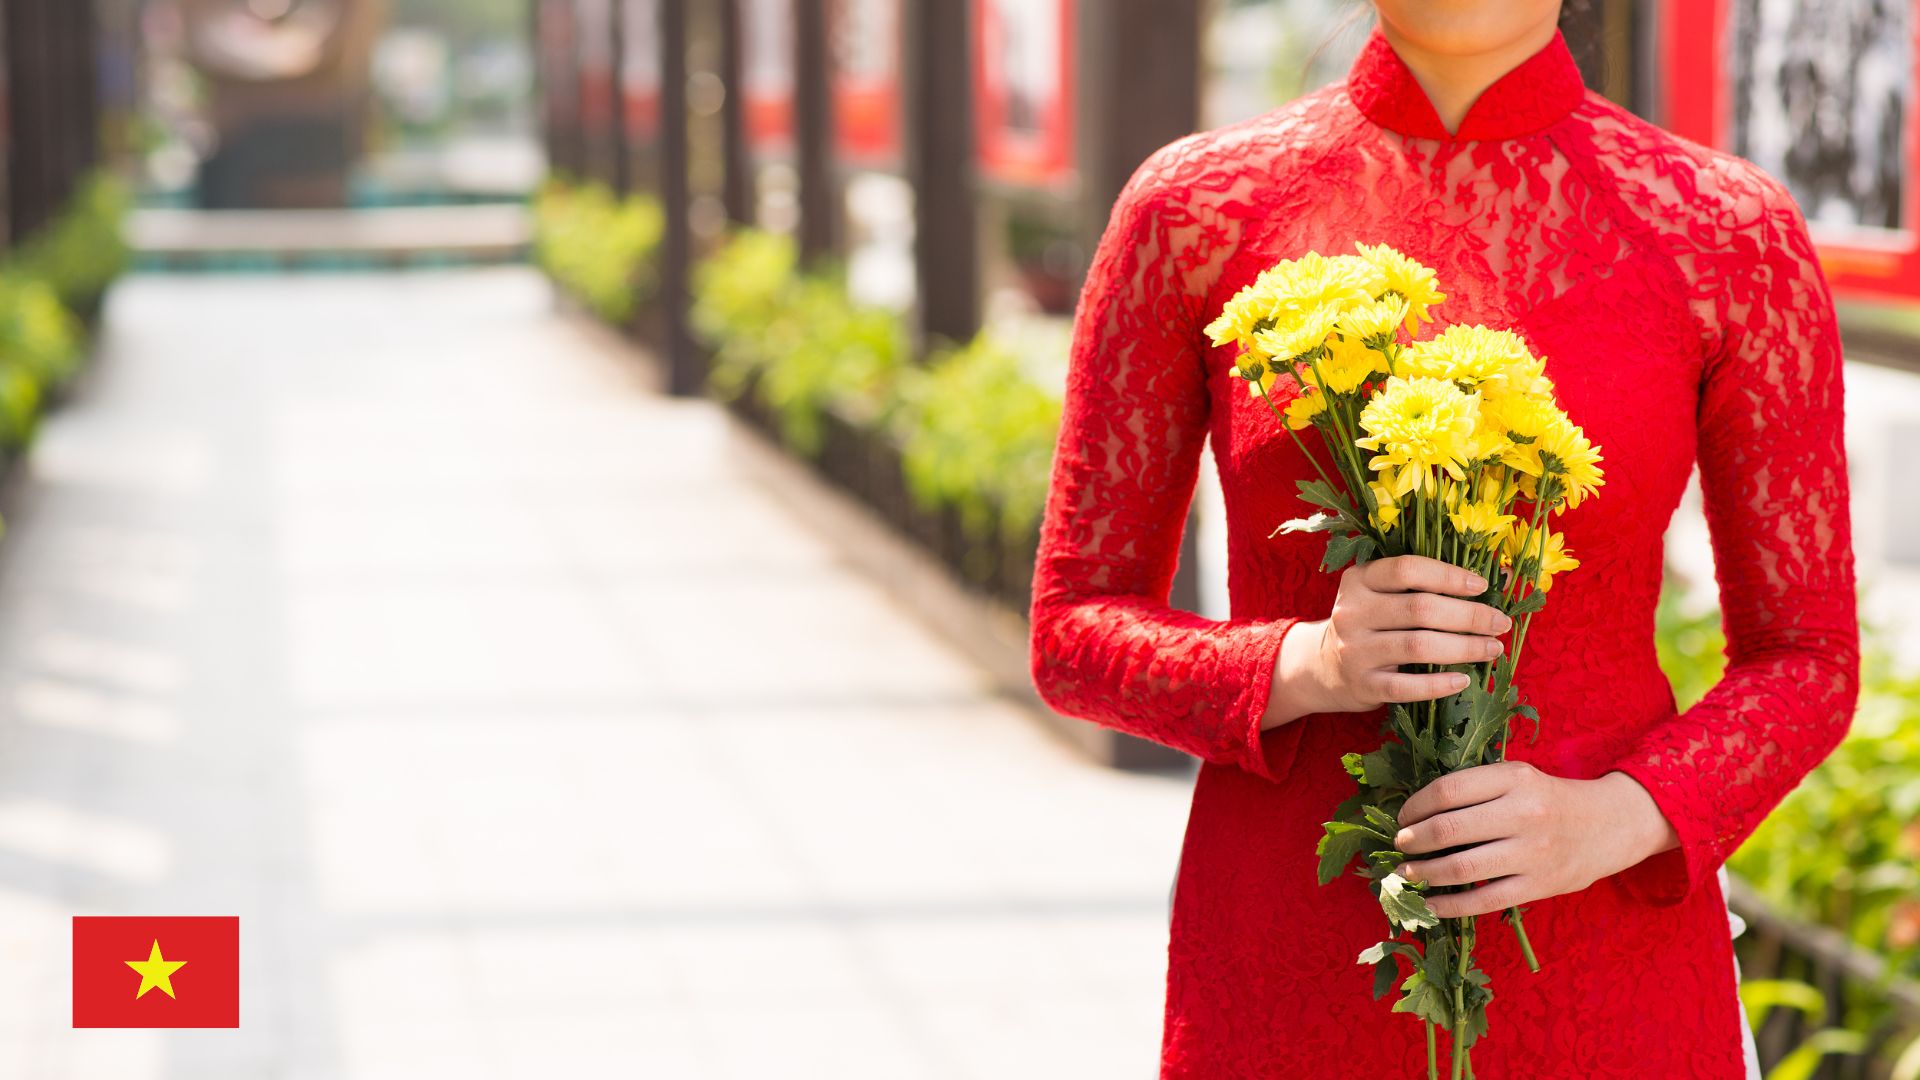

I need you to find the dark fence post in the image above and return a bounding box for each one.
[904,0,977,354]
[717,0,752,225]
[792,0,834,263]
[609,0,631,193]
[1085,0,1202,614]
[659,0,699,395]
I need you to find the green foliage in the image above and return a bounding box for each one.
[0,277,79,448]
[1656,573,1920,1071]
[12,172,131,319]
[891,336,1062,541]
[690,227,1063,543]
[1726,647,1920,986]
[533,176,665,325]
[0,171,118,458]
[691,229,906,456]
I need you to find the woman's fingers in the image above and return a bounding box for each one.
[1378,591,1513,635]
[1423,874,1534,920]
[1361,555,1487,597]
[1373,629,1504,667]
[1370,669,1471,702]
[1393,801,1515,857]
[1398,760,1538,828]
[1398,837,1523,888]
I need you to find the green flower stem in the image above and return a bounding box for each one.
[1451,918,1473,1080]
[1509,908,1540,972]
[1427,1020,1438,1080]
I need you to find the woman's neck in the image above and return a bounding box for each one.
[1375,17,1563,135]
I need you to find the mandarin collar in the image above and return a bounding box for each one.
[1345,25,1586,142]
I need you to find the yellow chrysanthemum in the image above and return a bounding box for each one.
[1449,500,1517,545]
[1282,385,1326,429]
[1498,402,1574,477]
[1480,391,1556,446]
[1369,480,1401,532]
[1537,418,1605,511]
[1307,333,1379,395]
[1353,242,1446,330]
[1402,325,1539,389]
[1336,296,1411,344]
[1355,375,1479,498]
[1253,303,1343,365]
[1205,252,1380,351]
[1504,522,1580,591]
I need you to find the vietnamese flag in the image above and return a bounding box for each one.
[72,916,239,1028]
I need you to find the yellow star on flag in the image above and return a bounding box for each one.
[126,940,187,1000]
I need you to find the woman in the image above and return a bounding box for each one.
[1027,3,1858,1076]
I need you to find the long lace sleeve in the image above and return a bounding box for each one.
[1027,142,1306,782]
[1609,170,1860,906]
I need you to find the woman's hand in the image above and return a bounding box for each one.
[1393,761,1682,918]
[1262,555,1513,730]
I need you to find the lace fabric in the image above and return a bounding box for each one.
[1029,25,1858,1077]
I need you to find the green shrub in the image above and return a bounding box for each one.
[0,276,80,449]
[533,176,665,324]
[1726,644,1920,985]
[692,229,906,455]
[1656,571,1920,1061]
[13,171,131,318]
[890,335,1061,542]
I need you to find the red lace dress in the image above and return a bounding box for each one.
[1028,26,1858,1078]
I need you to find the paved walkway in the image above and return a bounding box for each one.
[0,269,1190,1079]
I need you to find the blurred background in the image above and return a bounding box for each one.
[0,0,1914,1077]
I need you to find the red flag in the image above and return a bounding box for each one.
[72,916,239,1028]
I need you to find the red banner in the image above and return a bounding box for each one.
[575,0,616,130]
[973,0,1075,187]
[1663,0,1918,304]
[742,0,795,154]
[830,0,901,167]
[73,916,240,1029]
[622,0,661,139]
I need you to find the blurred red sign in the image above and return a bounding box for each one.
[973,0,1075,187]
[574,0,615,129]
[1663,0,1920,304]
[621,0,660,139]
[742,0,795,154]
[830,0,901,168]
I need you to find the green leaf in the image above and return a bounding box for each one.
[1320,531,1377,573]
[1355,743,1413,789]
[1440,680,1510,770]
[1363,804,1404,840]
[1738,978,1827,1031]
[1377,871,1440,931]
[1295,478,1359,519]
[1358,941,1420,1001]
[1390,969,1454,1028]
[1507,589,1548,617]
[1318,820,1387,885]
[1767,1030,1869,1080]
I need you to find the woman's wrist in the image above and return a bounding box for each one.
[1596,770,1681,865]
[1262,619,1333,730]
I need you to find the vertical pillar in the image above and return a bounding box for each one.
[1085,0,1202,614]
[659,0,699,394]
[717,0,752,225]
[903,0,977,353]
[792,0,834,262]
[609,0,631,192]
[1085,0,1198,226]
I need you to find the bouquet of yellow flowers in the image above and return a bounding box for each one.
[1206,244,1603,1080]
